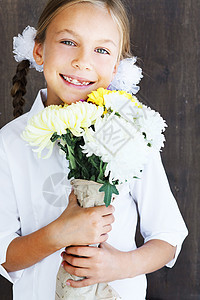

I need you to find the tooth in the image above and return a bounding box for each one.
[71,79,80,84]
[62,75,90,86]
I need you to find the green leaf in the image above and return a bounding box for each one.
[99,182,119,207]
[61,130,79,147]
[88,155,101,171]
[74,155,90,179]
[57,142,68,156]
[90,175,96,181]
[115,112,121,117]
[50,132,60,143]
[68,169,76,179]
[77,146,84,160]
[97,160,107,182]
[97,178,105,184]
[142,132,148,140]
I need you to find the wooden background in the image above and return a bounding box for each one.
[0,0,199,299]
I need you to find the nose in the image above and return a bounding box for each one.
[71,49,92,71]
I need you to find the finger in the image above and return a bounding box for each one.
[102,214,115,226]
[68,190,76,201]
[66,278,94,288]
[99,241,107,248]
[62,253,91,268]
[102,224,112,233]
[95,204,115,216]
[62,261,89,278]
[99,233,109,243]
[65,246,98,257]
[68,190,78,206]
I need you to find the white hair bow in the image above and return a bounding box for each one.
[13,26,43,72]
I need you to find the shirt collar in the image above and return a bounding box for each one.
[28,89,47,120]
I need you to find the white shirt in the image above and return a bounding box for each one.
[0,89,188,300]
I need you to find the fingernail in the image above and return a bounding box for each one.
[61,261,64,267]
[61,252,64,257]
[66,281,70,286]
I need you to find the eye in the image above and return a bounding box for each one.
[61,40,76,46]
[95,48,110,55]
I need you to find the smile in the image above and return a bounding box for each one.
[60,74,93,86]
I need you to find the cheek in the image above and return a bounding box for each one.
[43,44,68,65]
[100,63,118,83]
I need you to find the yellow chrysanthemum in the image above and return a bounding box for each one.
[87,88,111,106]
[22,102,103,158]
[87,88,142,109]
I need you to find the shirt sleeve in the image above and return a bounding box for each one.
[130,150,188,268]
[0,132,24,283]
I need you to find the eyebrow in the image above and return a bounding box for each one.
[56,28,117,47]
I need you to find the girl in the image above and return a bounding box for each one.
[0,0,188,299]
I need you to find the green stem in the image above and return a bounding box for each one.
[67,144,76,170]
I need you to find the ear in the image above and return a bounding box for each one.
[33,42,44,66]
[111,61,120,80]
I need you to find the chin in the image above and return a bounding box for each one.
[61,98,83,105]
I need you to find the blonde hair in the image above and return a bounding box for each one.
[35,0,131,59]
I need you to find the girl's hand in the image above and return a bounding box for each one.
[53,191,115,249]
[61,243,130,288]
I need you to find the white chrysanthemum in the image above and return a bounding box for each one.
[105,133,149,183]
[135,105,167,150]
[22,105,67,158]
[82,114,150,183]
[22,102,103,158]
[68,102,103,130]
[103,92,167,152]
[104,92,142,119]
[13,26,43,72]
[109,57,143,94]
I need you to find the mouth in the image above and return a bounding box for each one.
[60,74,95,87]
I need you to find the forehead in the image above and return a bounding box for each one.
[46,2,120,44]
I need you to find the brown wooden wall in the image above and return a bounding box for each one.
[0,0,199,299]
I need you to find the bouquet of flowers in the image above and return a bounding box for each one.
[22,87,166,299]
[22,88,166,206]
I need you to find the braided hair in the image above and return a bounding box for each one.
[11,60,30,118]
